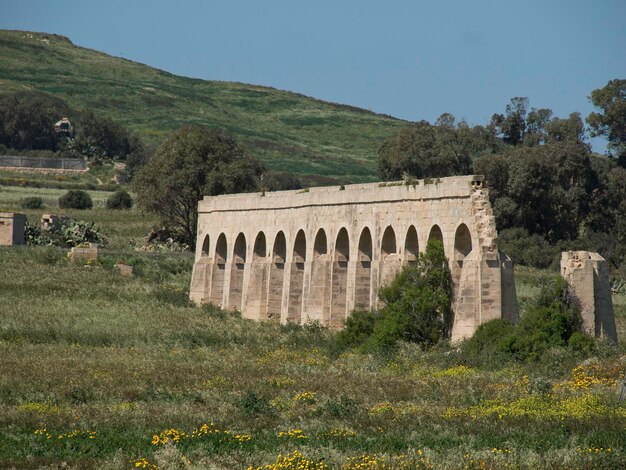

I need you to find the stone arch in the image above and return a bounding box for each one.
[330,227,350,326]
[253,232,266,258]
[288,230,306,323]
[210,233,228,305]
[229,233,246,310]
[245,232,268,319]
[354,227,372,310]
[201,235,210,257]
[313,229,328,258]
[380,226,399,287]
[309,228,330,322]
[453,223,473,286]
[428,224,444,244]
[404,225,419,264]
[266,231,286,321]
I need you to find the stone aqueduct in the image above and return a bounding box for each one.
[190,175,519,341]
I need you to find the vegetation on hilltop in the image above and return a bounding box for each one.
[0,29,406,183]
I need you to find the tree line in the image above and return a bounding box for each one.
[378,79,626,273]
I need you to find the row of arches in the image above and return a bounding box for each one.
[196,223,473,326]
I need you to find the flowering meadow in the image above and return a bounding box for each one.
[0,201,625,468]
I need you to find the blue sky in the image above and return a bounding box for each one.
[1,0,624,152]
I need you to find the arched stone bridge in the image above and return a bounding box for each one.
[190,175,519,341]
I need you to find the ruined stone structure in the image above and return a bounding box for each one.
[190,175,519,341]
[0,212,26,246]
[561,251,617,343]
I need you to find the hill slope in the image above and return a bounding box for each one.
[0,30,407,183]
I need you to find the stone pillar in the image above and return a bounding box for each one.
[189,257,212,304]
[561,251,617,343]
[0,212,26,246]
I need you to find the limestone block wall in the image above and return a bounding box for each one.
[190,175,519,341]
[561,251,617,343]
[0,212,26,246]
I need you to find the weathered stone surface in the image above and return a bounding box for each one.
[69,243,98,263]
[190,175,520,341]
[115,263,134,277]
[561,251,618,343]
[0,212,26,246]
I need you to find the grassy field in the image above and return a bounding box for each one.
[0,30,407,183]
[1,187,626,469]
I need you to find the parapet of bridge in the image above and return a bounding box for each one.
[190,175,519,341]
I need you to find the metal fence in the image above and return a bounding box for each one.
[0,155,87,170]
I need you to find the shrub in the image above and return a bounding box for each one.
[335,310,379,350]
[336,239,453,353]
[106,189,133,209]
[61,220,105,247]
[58,189,93,210]
[462,276,593,365]
[21,196,43,209]
[498,227,559,269]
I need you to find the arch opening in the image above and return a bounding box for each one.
[253,232,266,259]
[380,226,399,288]
[266,231,287,321]
[354,227,372,311]
[245,232,268,320]
[288,230,306,323]
[331,228,350,326]
[428,225,444,244]
[381,226,397,258]
[229,233,247,310]
[404,225,419,264]
[210,233,228,305]
[314,229,328,258]
[453,223,473,286]
[201,235,210,257]
[309,228,330,322]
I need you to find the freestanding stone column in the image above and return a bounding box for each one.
[561,251,618,343]
[0,212,26,246]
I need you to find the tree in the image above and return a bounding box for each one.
[0,91,69,151]
[587,79,626,158]
[377,118,480,181]
[73,109,141,159]
[336,239,453,352]
[489,97,529,146]
[134,126,264,248]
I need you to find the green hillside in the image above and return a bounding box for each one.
[0,30,407,183]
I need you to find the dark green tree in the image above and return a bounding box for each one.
[337,239,452,353]
[73,109,141,159]
[377,117,482,181]
[587,79,626,158]
[133,126,264,248]
[0,91,69,151]
[489,97,529,146]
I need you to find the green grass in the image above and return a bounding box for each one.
[0,187,625,468]
[0,30,407,183]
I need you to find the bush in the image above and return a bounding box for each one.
[462,276,593,365]
[336,310,379,351]
[499,227,559,269]
[58,189,93,210]
[21,196,44,209]
[336,239,452,353]
[106,189,133,209]
[61,220,105,247]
